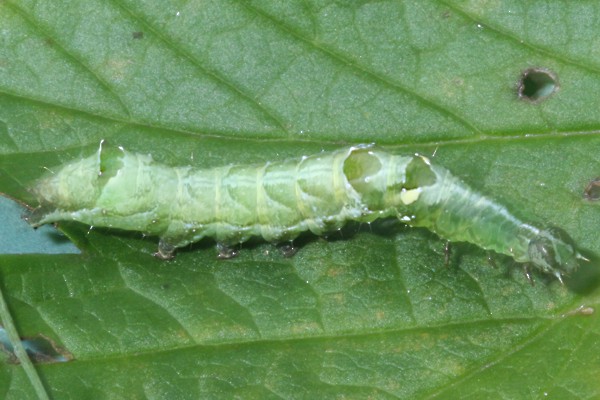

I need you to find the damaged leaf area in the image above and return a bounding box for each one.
[1,1,600,399]
[0,327,71,364]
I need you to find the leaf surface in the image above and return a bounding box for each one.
[1,1,599,399]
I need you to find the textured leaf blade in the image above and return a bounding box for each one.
[0,1,599,399]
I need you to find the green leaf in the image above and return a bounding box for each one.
[1,1,600,398]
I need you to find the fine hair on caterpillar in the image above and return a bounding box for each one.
[29,141,588,283]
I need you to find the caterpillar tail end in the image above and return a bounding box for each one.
[24,207,46,228]
[24,205,64,228]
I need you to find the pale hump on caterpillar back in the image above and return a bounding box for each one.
[29,141,588,283]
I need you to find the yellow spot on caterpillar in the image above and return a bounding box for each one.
[400,188,421,205]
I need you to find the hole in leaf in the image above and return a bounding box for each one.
[584,177,600,201]
[518,68,558,102]
[0,326,72,364]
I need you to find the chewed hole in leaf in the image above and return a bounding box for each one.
[583,177,600,201]
[0,326,72,364]
[518,68,559,102]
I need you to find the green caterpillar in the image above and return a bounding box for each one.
[29,142,585,282]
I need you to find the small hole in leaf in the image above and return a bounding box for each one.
[584,177,600,201]
[0,328,72,364]
[518,68,558,102]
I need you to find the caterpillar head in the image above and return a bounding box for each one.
[527,227,586,283]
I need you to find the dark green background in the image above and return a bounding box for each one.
[1,1,599,399]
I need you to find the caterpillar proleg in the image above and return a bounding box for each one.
[29,142,586,282]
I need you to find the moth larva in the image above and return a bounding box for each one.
[29,142,586,282]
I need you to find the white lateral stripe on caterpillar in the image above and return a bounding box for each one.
[29,142,585,282]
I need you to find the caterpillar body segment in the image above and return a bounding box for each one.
[29,143,584,281]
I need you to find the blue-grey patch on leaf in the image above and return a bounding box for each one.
[0,326,72,364]
[29,142,587,283]
[0,195,79,255]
